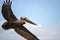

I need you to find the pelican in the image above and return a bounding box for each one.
[1,0,39,40]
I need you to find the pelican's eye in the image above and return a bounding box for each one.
[20,16,26,20]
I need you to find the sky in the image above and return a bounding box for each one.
[0,0,60,40]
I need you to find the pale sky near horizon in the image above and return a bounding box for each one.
[0,0,60,40]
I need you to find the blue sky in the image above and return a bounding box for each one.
[0,0,60,40]
[0,0,60,25]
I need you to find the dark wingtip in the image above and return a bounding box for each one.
[4,1,5,3]
[3,0,12,7]
[6,0,7,3]
[6,0,10,3]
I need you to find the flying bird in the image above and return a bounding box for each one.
[1,0,39,40]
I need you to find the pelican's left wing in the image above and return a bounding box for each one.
[14,26,39,40]
[1,0,17,21]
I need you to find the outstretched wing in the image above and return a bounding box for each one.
[14,26,39,40]
[1,0,17,21]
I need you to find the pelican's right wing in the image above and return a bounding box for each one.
[14,26,39,40]
[1,0,17,21]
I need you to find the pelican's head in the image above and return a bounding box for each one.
[20,16,37,25]
[20,16,26,20]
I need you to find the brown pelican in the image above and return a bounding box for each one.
[1,0,39,40]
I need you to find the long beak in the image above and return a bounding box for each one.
[22,17,37,25]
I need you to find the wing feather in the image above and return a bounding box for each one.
[1,0,17,21]
[14,26,39,40]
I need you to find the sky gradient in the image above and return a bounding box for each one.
[0,0,60,25]
[0,0,60,40]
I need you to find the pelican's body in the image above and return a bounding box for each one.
[1,0,39,40]
[2,20,25,30]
